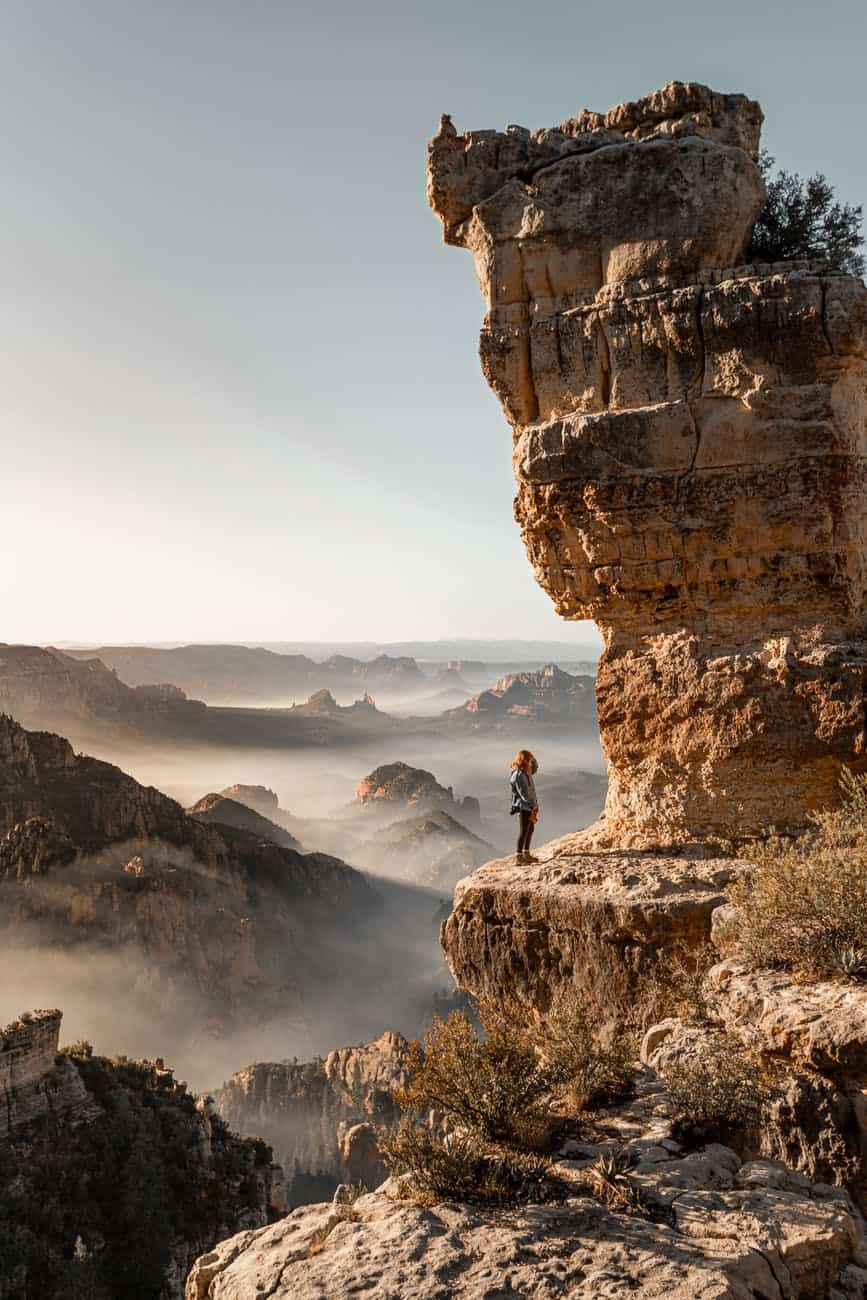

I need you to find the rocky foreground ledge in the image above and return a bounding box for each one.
[441,838,744,1031]
[187,1074,867,1300]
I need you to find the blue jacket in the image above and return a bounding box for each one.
[510,768,538,813]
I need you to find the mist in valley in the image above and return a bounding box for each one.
[1,643,606,1104]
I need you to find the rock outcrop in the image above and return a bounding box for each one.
[447,662,596,731]
[356,760,480,826]
[0,1010,283,1300]
[428,80,867,845]
[442,841,743,1030]
[0,1009,89,1133]
[213,1031,412,1204]
[644,956,867,1211]
[188,1070,867,1300]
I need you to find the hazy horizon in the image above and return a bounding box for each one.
[2,0,864,644]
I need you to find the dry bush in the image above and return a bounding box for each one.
[394,1011,555,1149]
[378,1120,556,1207]
[396,994,631,1158]
[731,769,867,981]
[631,944,716,1032]
[662,1033,777,1148]
[531,988,633,1113]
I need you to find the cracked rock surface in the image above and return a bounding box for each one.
[427,79,867,844]
[186,1073,866,1300]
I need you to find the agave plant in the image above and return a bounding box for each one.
[831,946,867,982]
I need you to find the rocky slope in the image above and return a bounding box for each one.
[428,79,867,845]
[188,1070,867,1300]
[644,955,867,1214]
[354,809,496,891]
[213,1031,412,1205]
[187,793,302,851]
[0,1009,283,1300]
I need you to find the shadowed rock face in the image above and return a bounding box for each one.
[428,80,867,844]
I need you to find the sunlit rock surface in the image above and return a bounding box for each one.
[428,79,867,844]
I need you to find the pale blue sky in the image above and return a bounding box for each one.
[1,0,864,643]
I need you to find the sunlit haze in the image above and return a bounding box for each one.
[2,0,864,643]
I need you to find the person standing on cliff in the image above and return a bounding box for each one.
[510,750,539,860]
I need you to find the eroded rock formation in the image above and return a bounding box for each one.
[441,840,742,1031]
[187,1071,867,1300]
[213,1031,412,1204]
[428,80,867,844]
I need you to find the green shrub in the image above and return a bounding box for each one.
[378,1120,556,1206]
[730,769,867,980]
[748,150,864,275]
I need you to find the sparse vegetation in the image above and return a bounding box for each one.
[730,768,867,981]
[630,944,716,1033]
[748,150,864,275]
[662,1033,778,1149]
[379,1121,557,1207]
[394,1009,556,1150]
[384,992,633,1206]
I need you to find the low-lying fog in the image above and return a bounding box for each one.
[4,693,606,1095]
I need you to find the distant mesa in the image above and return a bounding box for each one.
[290,687,381,718]
[356,760,480,826]
[221,783,281,817]
[448,664,596,729]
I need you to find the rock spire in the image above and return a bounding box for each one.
[428,80,867,844]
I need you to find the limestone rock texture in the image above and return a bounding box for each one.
[428,80,867,845]
[644,956,867,1210]
[0,1009,89,1134]
[441,839,744,1030]
[186,1073,866,1300]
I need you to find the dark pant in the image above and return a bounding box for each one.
[517,809,535,854]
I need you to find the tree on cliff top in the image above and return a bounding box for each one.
[748,150,864,276]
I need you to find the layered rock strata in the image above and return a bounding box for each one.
[0,1009,89,1133]
[441,838,743,1030]
[428,80,867,844]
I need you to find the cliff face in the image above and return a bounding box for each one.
[0,1010,283,1300]
[213,1031,411,1202]
[428,80,867,845]
[0,1010,90,1134]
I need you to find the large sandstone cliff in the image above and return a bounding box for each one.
[214,1031,412,1203]
[428,80,867,845]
